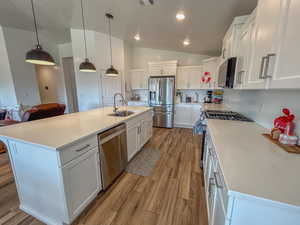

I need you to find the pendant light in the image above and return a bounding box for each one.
[105,13,119,77]
[26,0,55,66]
[79,0,96,72]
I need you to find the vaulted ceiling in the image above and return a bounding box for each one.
[0,0,257,55]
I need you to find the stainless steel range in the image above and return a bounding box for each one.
[204,110,253,122]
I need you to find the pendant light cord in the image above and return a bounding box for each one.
[30,0,40,46]
[108,16,113,66]
[80,0,88,59]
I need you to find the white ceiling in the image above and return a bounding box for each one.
[0,0,257,56]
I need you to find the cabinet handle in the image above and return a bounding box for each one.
[213,172,223,189]
[259,56,268,79]
[264,53,276,79]
[238,71,245,84]
[75,144,90,152]
[222,48,226,59]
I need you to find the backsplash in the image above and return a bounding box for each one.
[224,89,300,142]
[131,90,148,102]
[176,90,208,103]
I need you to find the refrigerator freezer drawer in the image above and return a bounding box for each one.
[153,111,174,128]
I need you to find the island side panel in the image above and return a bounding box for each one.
[6,139,68,225]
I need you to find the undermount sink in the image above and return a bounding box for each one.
[108,110,135,117]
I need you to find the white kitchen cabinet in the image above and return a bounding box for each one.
[130,69,148,89]
[62,148,101,220]
[174,104,201,128]
[148,61,178,76]
[126,111,153,161]
[246,0,282,89]
[202,58,220,89]
[268,0,300,89]
[127,124,140,160]
[176,66,203,90]
[221,16,249,62]
[235,12,256,89]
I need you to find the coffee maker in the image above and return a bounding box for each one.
[204,90,213,103]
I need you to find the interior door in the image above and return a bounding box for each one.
[270,0,300,89]
[247,0,282,89]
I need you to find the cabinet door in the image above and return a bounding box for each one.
[176,67,189,89]
[236,20,255,89]
[212,189,227,225]
[130,70,141,90]
[247,0,282,89]
[163,64,177,75]
[149,65,163,75]
[127,124,140,161]
[191,105,201,125]
[189,67,202,89]
[269,0,300,89]
[202,59,218,89]
[174,105,193,127]
[62,148,101,219]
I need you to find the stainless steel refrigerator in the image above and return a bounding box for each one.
[149,76,175,128]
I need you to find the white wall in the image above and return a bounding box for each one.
[1,26,66,108]
[131,47,210,69]
[0,27,18,107]
[224,89,300,142]
[71,29,124,111]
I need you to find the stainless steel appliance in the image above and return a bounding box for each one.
[98,123,127,189]
[218,57,237,88]
[149,76,175,128]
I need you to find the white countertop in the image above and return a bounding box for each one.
[207,119,300,208]
[0,106,152,150]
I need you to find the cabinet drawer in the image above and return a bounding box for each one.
[214,161,229,214]
[59,135,98,166]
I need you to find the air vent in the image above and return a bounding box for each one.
[140,0,155,6]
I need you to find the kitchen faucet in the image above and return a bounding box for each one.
[113,93,127,112]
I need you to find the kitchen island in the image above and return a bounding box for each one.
[0,106,153,225]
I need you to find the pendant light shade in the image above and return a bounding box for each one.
[79,0,96,73]
[80,58,97,72]
[26,0,55,66]
[105,65,119,77]
[105,13,119,77]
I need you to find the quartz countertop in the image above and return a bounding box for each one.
[207,119,300,208]
[0,106,152,150]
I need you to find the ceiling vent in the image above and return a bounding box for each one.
[140,0,155,6]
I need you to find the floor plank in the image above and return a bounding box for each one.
[0,128,208,225]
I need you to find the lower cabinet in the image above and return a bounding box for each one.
[62,148,101,221]
[126,111,153,161]
[174,104,202,128]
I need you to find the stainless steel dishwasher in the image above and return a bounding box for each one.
[98,123,128,190]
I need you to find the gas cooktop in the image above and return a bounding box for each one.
[204,110,253,122]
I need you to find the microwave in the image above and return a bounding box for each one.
[218,57,237,88]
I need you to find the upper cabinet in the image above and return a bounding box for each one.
[202,57,220,89]
[268,0,300,89]
[130,69,148,90]
[176,66,203,89]
[235,12,256,89]
[234,0,300,90]
[148,60,178,76]
[221,16,249,62]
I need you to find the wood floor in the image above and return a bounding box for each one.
[0,128,208,225]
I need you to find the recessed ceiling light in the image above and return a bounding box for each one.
[183,39,190,46]
[134,34,140,41]
[176,11,185,21]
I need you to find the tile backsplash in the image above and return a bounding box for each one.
[224,89,300,143]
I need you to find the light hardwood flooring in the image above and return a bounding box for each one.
[0,128,208,225]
